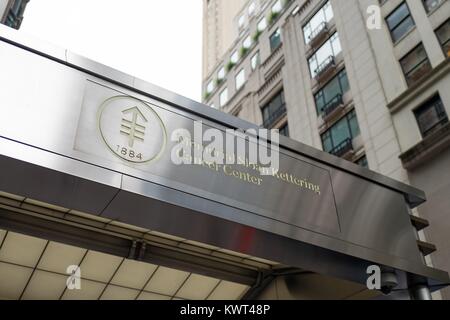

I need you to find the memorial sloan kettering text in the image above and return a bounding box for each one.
[97,91,321,194]
[172,134,322,194]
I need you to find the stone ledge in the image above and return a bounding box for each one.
[388,59,450,114]
[400,122,450,170]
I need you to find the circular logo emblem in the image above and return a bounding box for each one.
[98,96,167,163]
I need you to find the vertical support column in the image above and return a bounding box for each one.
[409,284,432,300]
[408,274,432,300]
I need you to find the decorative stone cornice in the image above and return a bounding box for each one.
[388,59,450,114]
[400,122,450,170]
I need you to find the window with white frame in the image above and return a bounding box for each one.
[308,33,341,78]
[235,69,246,90]
[206,80,214,93]
[238,14,245,29]
[257,17,267,31]
[303,1,334,44]
[272,0,282,13]
[248,1,256,16]
[251,51,260,70]
[231,50,239,63]
[243,35,252,49]
[218,66,225,80]
[220,88,228,107]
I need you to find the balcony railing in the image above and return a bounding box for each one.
[314,56,336,82]
[405,60,432,87]
[308,22,329,48]
[263,104,287,129]
[330,138,354,158]
[321,94,344,120]
[422,115,449,137]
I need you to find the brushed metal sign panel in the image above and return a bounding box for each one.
[4,34,446,284]
[75,80,341,235]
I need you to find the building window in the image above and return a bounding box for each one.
[243,35,252,49]
[308,33,342,78]
[251,51,260,70]
[386,2,415,43]
[235,69,246,90]
[257,17,267,31]
[270,28,282,52]
[279,122,290,137]
[314,69,350,115]
[206,80,214,94]
[5,0,29,29]
[422,0,446,13]
[218,67,225,80]
[231,50,239,64]
[272,0,282,13]
[261,90,287,128]
[220,88,228,107]
[321,110,360,155]
[356,156,368,168]
[400,43,432,87]
[303,1,334,44]
[436,19,450,58]
[414,95,448,137]
[238,15,245,29]
[248,1,256,16]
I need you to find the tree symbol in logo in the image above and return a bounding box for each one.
[120,107,148,148]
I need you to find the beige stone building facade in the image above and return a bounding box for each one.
[203,0,249,79]
[202,0,450,298]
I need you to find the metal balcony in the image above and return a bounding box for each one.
[330,138,354,159]
[321,94,344,122]
[308,22,329,48]
[314,56,336,83]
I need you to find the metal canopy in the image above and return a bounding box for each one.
[0,228,250,300]
[0,24,448,295]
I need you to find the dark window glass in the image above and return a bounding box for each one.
[5,0,28,29]
[314,69,350,114]
[279,123,290,137]
[270,28,282,51]
[12,0,23,14]
[386,2,415,42]
[348,109,360,138]
[414,95,448,137]
[400,44,432,86]
[423,0,446,12]
[356,156,368,168]
[436,19,450,58]
[321,110,360,153]
[261,90,287,128]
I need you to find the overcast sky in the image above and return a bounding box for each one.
[20,0,203,102]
